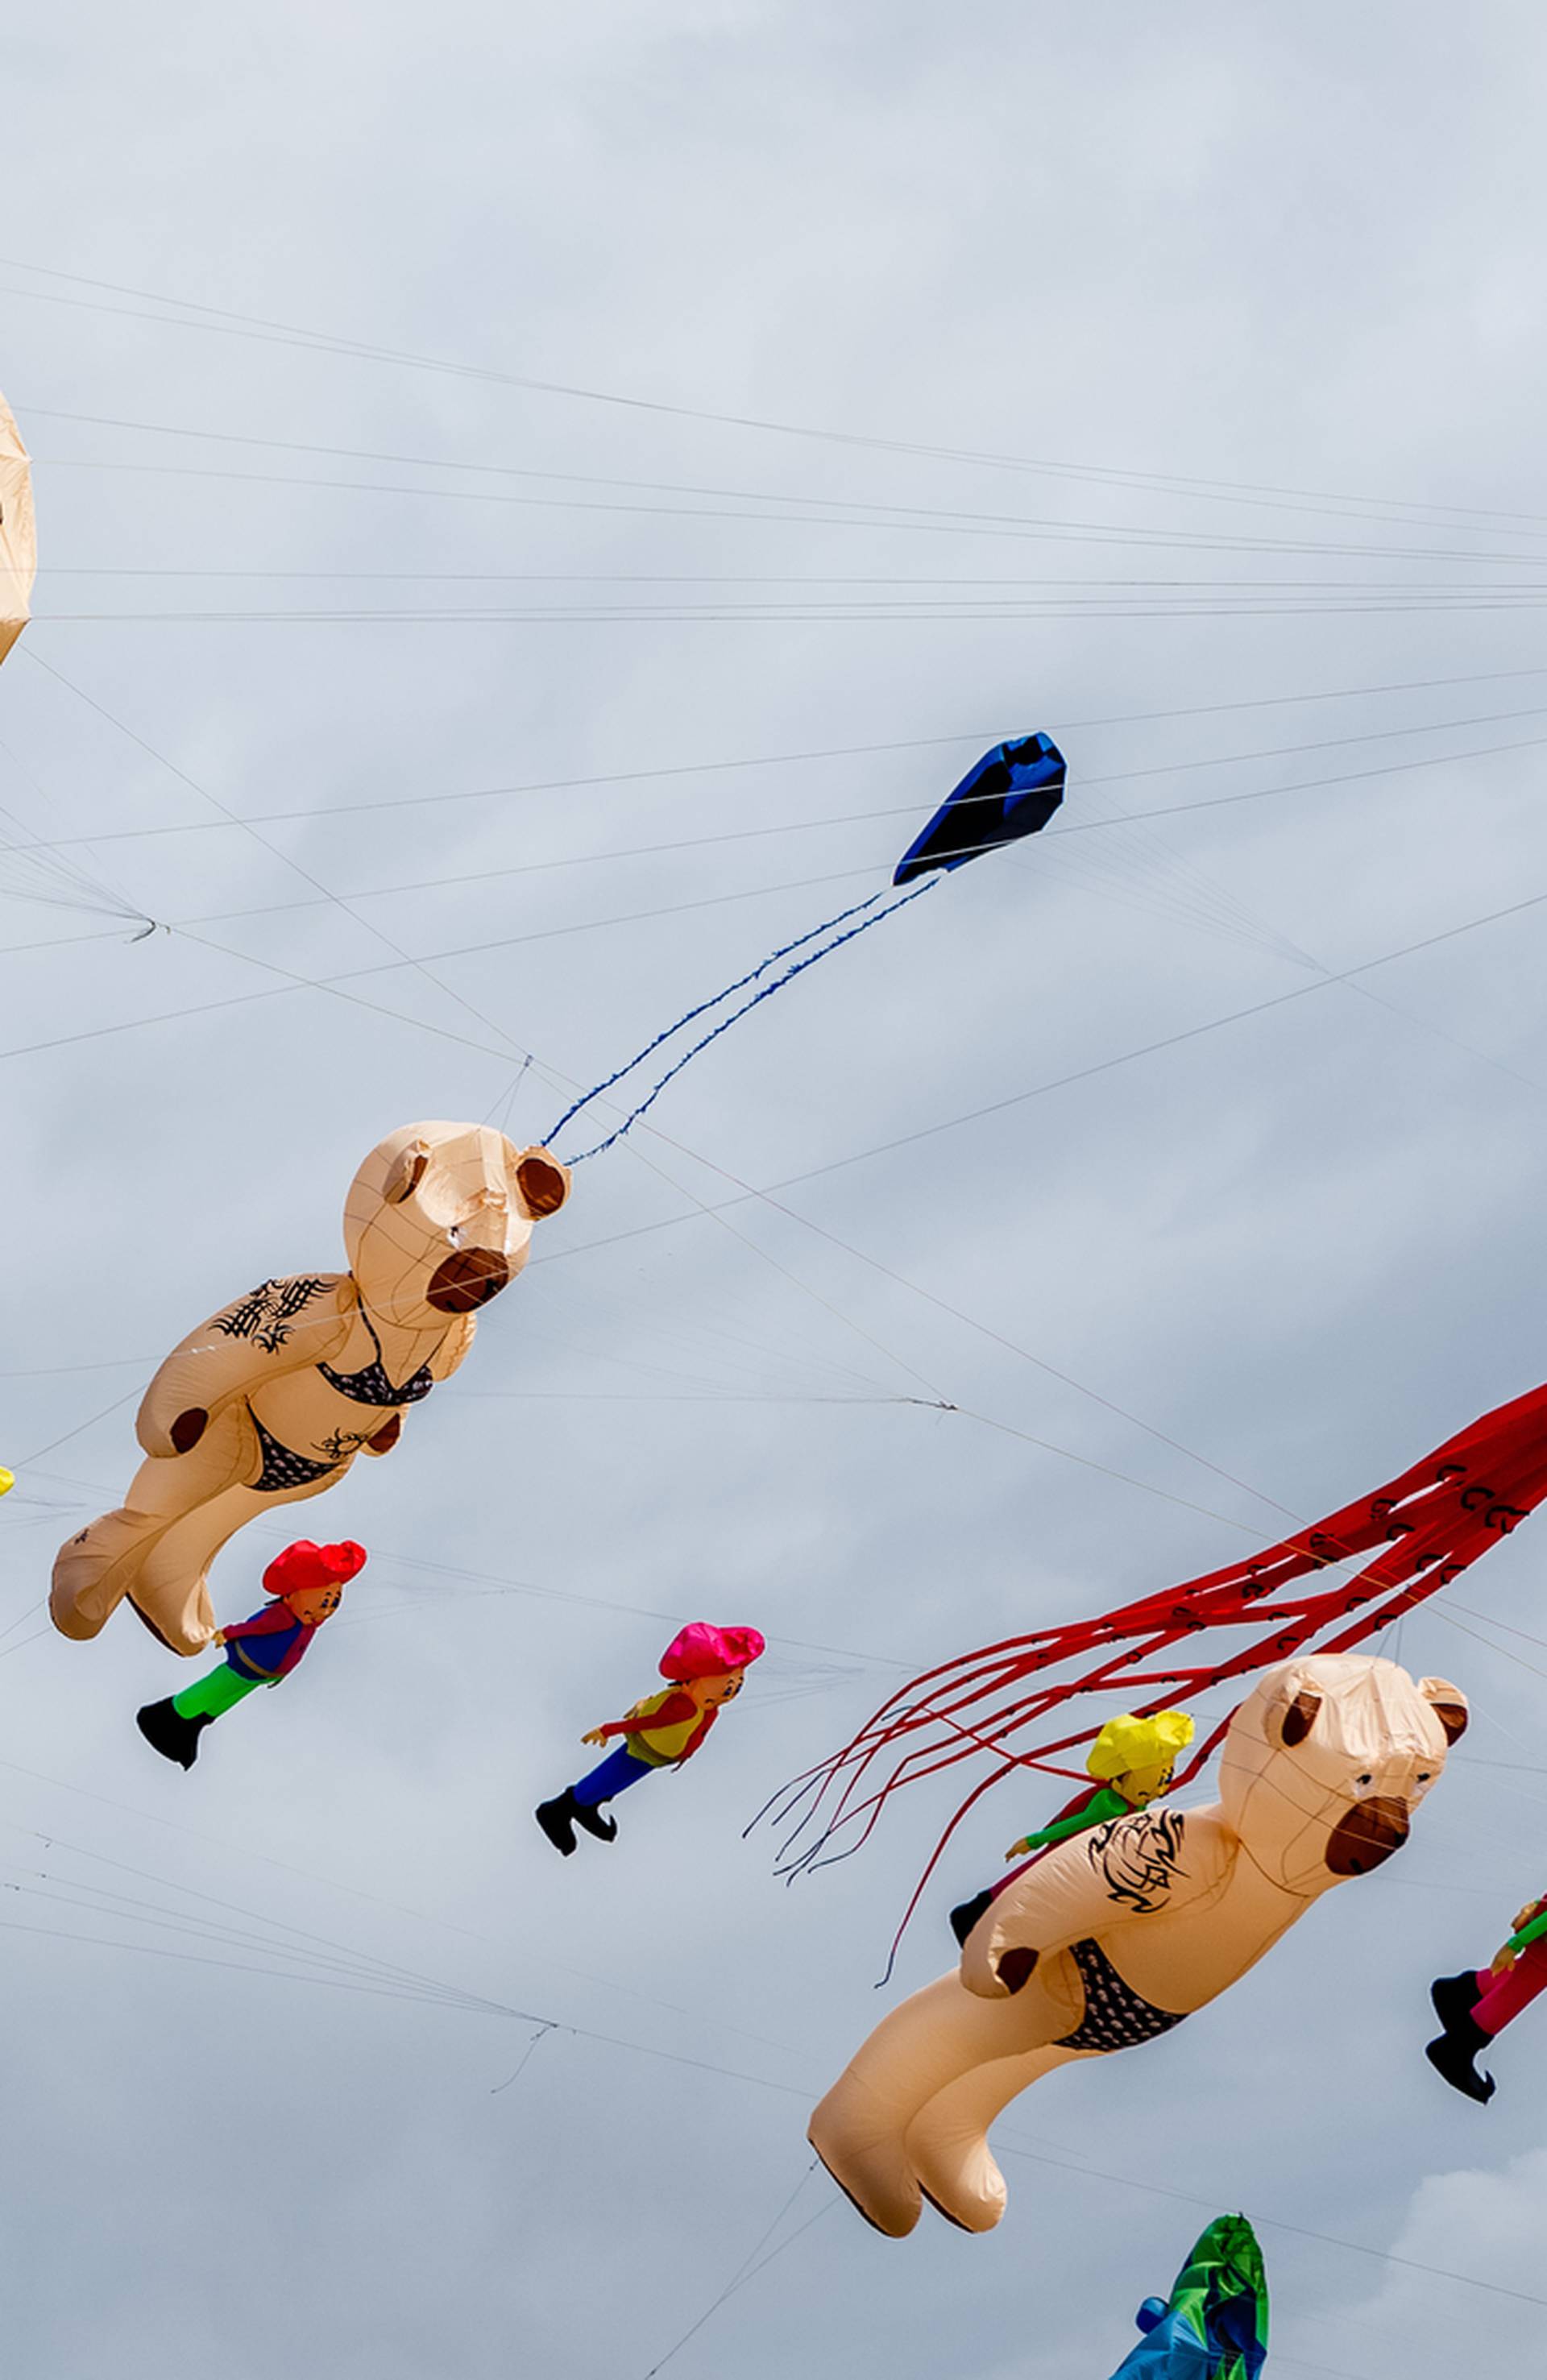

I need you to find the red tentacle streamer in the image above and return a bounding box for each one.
[757,1381,1547,1970]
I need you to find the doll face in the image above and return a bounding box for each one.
[1114,1757,1176,1807]
[690,1667,747,1708]
[284,1583,343,1626]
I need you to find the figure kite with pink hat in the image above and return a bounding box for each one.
[536,1621,765,1855]
[135,1537,366,1771]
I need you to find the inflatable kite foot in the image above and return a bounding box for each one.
[1429,1970,1483,2031]
[949,1890,994,1949]
[903,2121,1008,2234]
[571,1802,618,1843]
[807,2129,921,2239]
[535,1793,579,1856]
[136,1699,212,1771]
[1425,2020,1496,2104]
[126,1594,187,1655]
[50,1507,158,1641]
[807,2090,922,2238]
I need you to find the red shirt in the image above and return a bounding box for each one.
[594,1690,717,1765]
[221,1603,321,1681]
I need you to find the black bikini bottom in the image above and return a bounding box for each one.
[250,1412,343,1495]
[1056,1937,1189,2053]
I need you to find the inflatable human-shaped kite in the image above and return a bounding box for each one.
[137,1537,364,1769]
[949,1708,1194,1947]
[51,1122,569,1656]
[1426,1887,1547,2102]
[535,1622,766,1855]
[809,1655,1466,2238]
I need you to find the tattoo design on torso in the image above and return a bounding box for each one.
[1086,1807,1188,1914]
[212,1278,330,1355]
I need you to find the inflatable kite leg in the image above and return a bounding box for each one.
[131,1472,343,1652]
[52,1409,337,1654]
[809,1966,1075,2237]
[51,1406,259,1647]
[51,1503,169,1644]
[903,2040,1097,2232]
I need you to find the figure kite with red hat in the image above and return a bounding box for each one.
[135,1538,366,1770]
[536,1621,765,1855]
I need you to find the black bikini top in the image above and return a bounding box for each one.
[317,1309,438,1408]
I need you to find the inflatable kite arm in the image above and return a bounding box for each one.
[136,1275,347,1458]
[1010,1785,1126,1856]
[220,1607,294,1646]
[429,1316,479,1383]
[1506,1902,1547,1956]
[961,1808,1222,1999]
[594,1692,695,1744]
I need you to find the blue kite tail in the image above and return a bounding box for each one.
[562,877,938,1164]
[544,889,889,1149]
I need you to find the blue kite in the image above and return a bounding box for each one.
[893,731,1065,884]
[1107,2215,1268,2380]
[549,732,1067,1161]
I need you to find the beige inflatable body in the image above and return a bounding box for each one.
[809,1655,1466,2238]
[1,392,36,668]
[52,1123,569,1655]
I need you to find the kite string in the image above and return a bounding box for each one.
[638,2158,823,2380]
[565,877,938,1164]
[490,2020,557,2094]
[545,888,889,1145]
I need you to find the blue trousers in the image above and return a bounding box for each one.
[572,1745,655,1807]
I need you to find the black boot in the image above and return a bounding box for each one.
[1425,2008,1497,2104]
[535,1792,579,1856]
[950,1889,995,1948]
[570,1800,618,1843]
[1430,1970,1483,2032]
[136,1698,211,1770]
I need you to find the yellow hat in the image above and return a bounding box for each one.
[1087,1709,1194,1782]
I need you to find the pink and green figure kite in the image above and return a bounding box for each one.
[1427,1891,1547,2102]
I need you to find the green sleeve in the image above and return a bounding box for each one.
[1018,1785,1128,1851]
[1506,1905,1547,1955]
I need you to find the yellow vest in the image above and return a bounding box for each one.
[620,1686,704,1766]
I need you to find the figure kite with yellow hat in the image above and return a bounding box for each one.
[948,1707,1195,1947]
[536,1622,765,1855]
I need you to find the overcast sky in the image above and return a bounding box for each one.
[6,6,1547,2376]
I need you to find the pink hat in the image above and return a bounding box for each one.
[659,1622,766,1681]
[262,1540,368,1598]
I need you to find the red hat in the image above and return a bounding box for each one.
[262,1539,368,1598]
[658,1622,765,1681]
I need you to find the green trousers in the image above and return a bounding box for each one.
[172,1665,264,1720]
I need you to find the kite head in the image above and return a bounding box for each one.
[262,1538,366,1625]
[344,1122,570,1328]
[0,1466,13,1497]
[1221,1654,1466,1896]
[892,732,1066,886]
[1087,1708,1194,1804]
[660,1622,766,1704]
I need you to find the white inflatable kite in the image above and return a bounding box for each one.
[0,392,35,669]
[52,1122,569,1655]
